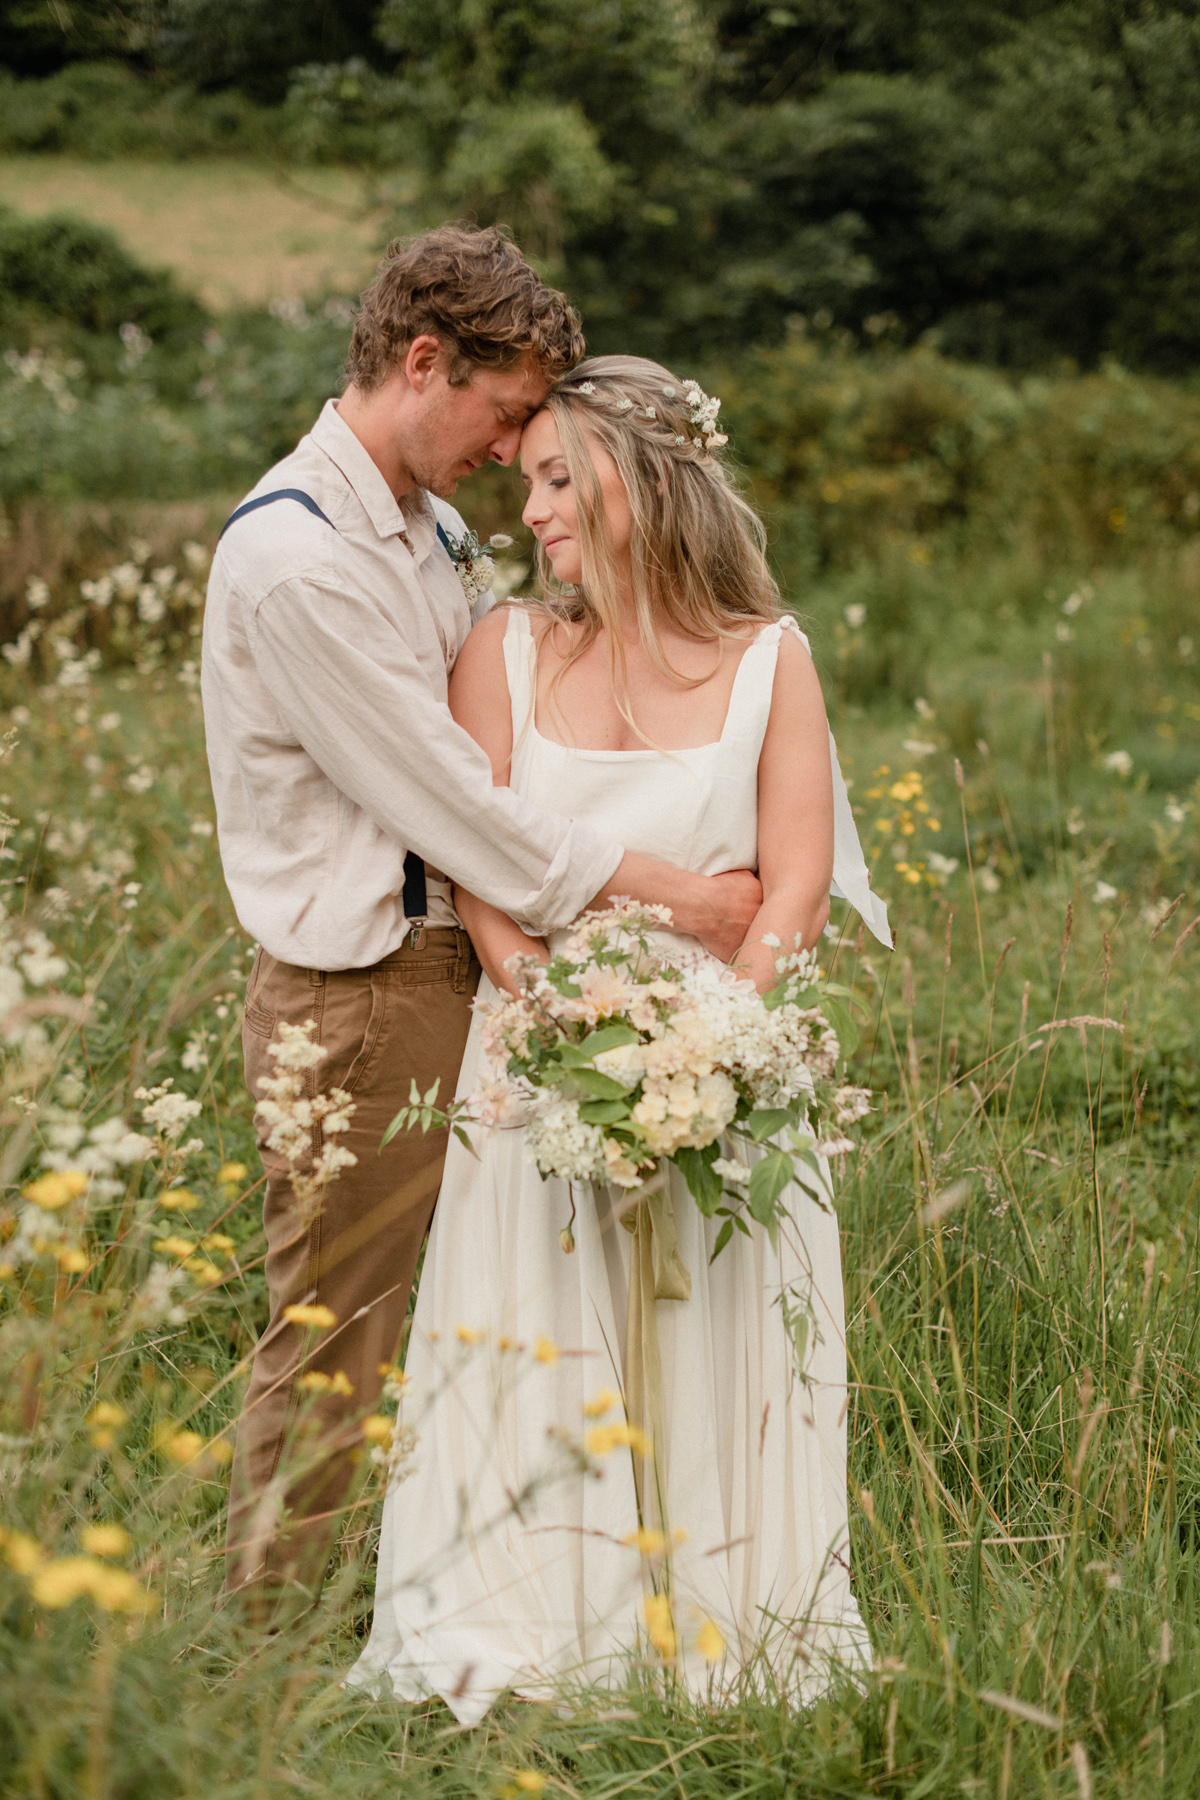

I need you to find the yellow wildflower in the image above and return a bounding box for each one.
[206,1438,233,1466]
[161,1430,205,1466]
[183,1256,223,1283]
[583,1387,621,1417]
[23,1170,88,1210]
[30,1556,148,1613]
[157,1188,200,1211]
[623,1529,666,1556]
[1,1530,45,1575]
[455,1324,485,1344]
[643,1592,676,1657]
[534,1336,558,1365]
[284,1303,337,1330]
[376,1362,409,1384]
[301,1370,353,1396]
[202,1233,235,1252]
[217,1162,248,1185]
[696,1617,725,1661]
[56,1247,88,1273]
[86,1400,127,1452]
[361,1415,393,1446]
[586,1422,651,1459]
[154,1236,196,1260]
[514,1776,547,1794]
[79,1524,131,1558]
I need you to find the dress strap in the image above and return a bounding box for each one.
[723,615,891,949]
[501,607,539,750]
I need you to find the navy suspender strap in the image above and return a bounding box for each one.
[217,483,429,929]
[435,521,453,555]
[217,488,337,541]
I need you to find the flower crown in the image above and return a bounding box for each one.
[568,375,728,453]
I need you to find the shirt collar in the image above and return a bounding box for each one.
[310,399,437,558]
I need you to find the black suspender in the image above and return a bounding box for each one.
[218,485,432,927]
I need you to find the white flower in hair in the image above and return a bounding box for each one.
[575,380,597,394]
[682,379,728,451]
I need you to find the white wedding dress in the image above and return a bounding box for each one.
[348,610,886,1724]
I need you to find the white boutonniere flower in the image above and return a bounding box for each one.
[441,527,512,604]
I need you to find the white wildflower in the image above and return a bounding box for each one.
[1103,750,1133,776]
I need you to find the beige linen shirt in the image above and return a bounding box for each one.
[201,400,622,969]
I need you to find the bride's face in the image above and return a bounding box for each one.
[519,408,632,588]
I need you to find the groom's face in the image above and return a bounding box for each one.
[404,343,552,497]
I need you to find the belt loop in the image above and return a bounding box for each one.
[308,967,326,988]
[453,928,471,993]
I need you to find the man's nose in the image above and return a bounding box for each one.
[488,423,523,467]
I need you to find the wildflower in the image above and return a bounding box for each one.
[514,1776,547,1794]
[623,1528,666,1555]
[586,1422,650,1458]
[361,1415,393,1447]
[284,1303,337,1330]
[218,1162,248,1185]
[643,1592,676,1657]
[158,1187,200,1210]
[301,1369,353,1396]
[583,1387,621,1417]
[844,603,866,629]
[1093,881,1119,904]
[30,1557,148,1613]
[488,533,515,549]
[56,1246,88,1272]
[160,1430,205,1466]
[0,1530,44,1575]
[455,1323,485,1344]
[79,1525,131,1558]
[137,1081,202,1143]
[87,1402,127,1452]
[696,1617,725,1661]
[154,1235,197,1260]
[977,868,1002,894]
[202,1233,234,1253]
[534,1336,558,1365]
[22,1169,88,1210]
[1103,750,1133,776]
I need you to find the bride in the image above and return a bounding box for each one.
[348,355,889,1723]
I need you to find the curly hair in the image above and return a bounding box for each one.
[346,224,584,390]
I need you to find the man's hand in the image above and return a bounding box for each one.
[674,868,764,962]
[591,854,763,963]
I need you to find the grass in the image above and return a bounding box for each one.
[0,519,1197,1797]
[0,156,386,309]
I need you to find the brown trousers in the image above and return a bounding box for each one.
[225,928,479,1616]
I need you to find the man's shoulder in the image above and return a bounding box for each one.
[210,436,346,605]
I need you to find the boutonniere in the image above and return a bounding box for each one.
[441,528,513,604]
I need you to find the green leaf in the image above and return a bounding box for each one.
[578,1023,640,1057]
[744,1106,793,1142]
[565,1067,630,1100]
[709,1218,734,1261]
[748,1148,793,1226]
[820,995,859,1057]
[452,1124,480,1158]
[578,1098,630,1124]
[673,1143,723,1215]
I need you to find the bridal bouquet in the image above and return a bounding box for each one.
[387,900,870,1258]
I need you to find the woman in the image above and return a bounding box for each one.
[348,356,888,1723]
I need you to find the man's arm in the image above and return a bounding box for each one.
[448,610,763,964]
[248,569,621,936]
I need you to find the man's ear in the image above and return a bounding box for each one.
[404,334,445,392]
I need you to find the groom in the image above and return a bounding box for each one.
[202,224,763,1620]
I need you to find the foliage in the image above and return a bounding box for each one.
[0,520,1198,1792]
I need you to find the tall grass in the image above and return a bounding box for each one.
[0,524,1197,1796]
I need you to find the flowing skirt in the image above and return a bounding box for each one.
[347,983,869,1725]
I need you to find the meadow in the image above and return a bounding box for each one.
[0,462,1196,1795]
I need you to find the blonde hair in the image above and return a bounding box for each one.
[530,354,782,730]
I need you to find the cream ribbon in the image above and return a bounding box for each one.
[618,1174,691,1533]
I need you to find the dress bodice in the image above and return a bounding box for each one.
[500,607,891,947]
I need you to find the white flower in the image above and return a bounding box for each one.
[712,1157,750,1188]
[927,852,959,881]
[844,603,867,629]
[977,867,1002,894]
[97,712,121,733]
[1062,591,1083,615]
[1103,750,1133,776]
[575,381,596,394]
[488,533,514,549]
[1093,880,1119,904]
[137,1082,203,1143]
[1165,800,1186,824]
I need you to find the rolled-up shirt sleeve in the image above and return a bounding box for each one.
[249,572,622,935]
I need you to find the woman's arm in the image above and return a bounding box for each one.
[733,630,835,991]
[447,610,552,993]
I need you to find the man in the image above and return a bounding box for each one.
[202,224,762,1620]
